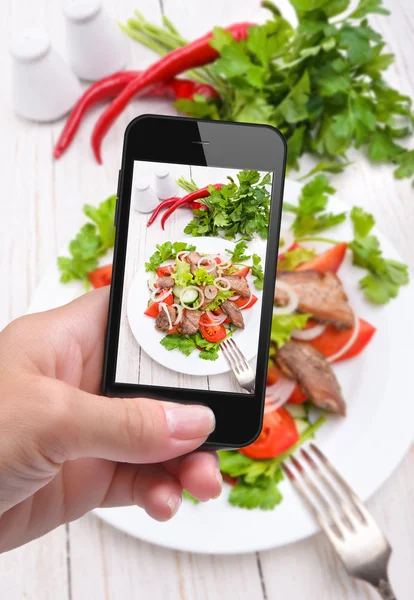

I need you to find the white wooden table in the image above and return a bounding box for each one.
[1,0,413,598]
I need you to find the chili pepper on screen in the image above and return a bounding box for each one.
[90,22,253,163]
[160,184,224,230]
[53,73,218,159]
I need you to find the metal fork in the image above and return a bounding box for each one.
[282,443,397,600]
[221,338,255,393]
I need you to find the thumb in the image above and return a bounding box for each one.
[38,379,216,465]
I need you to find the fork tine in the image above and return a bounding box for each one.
[301,448,356,532]
[289,455,347,540]
[310,444,368,524]
[223,339,242,373]
[228,338,250,370]
[221,340,240,374]
[282,463,339,545]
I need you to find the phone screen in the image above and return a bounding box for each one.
[114,160,274,395]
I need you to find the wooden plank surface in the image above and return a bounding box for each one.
[0,0,413,599]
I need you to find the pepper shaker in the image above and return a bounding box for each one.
[133,178,159,214]
[62,0,127,81]
[10,29,82,122]
[154,167,178,200]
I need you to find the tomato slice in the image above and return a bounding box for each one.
[212,309,231,324]
[309,318,376,362]
[167,325,179,335]
[296,242,347,273]
[156,265,174,277]
[266,362,307,403]
[88,264,112,288]
[200,323,227,343]
[240,408,299,459]
[214,256,222,264]
[144,290,173,317]
[233,266,250,278]
[232,294,258,309]
[222,473,238,487]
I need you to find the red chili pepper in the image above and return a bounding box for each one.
[54,74,218,159]
[160,184,223,230]
[146,196,180,227]
[91,22,253,163]
[191,200,208,210]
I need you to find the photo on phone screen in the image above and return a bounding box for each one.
[115,160,274,395]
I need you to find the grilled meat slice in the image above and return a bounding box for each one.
[274,269,354,330]
[221,300,245,329]
[187,251,203,275]
[223,275,250,298]
[180,309,201,335]
[276,341,346,416]
[156,276,174,289]
[155,305,177,332]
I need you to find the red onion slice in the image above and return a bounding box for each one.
[214,277,231,290]
[151,288,172,302]
[273,280,299,315]
[264,376,297,413]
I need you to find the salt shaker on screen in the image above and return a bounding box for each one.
[62,0,127,81]
[10,29,82,122]
[154,167,178,200]
[133,178,159,214]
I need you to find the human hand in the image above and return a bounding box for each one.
[0,288,221,553]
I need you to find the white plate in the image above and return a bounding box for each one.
[28,180,414,555]
[126,237,263,376]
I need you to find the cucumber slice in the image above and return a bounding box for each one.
[295,419,309,435]
[172,285,184,298]
[285,404,307,419]
[181,288,199,304]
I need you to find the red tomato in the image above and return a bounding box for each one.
[233,266,250,277]
[309,318,376,362]
[167,325,179,335]
[214,256,222,264]
[266,363,307,403]
[144,290,173,317]
[200,323,227,343]
[88,264,112,288]
[212,309,231,324]
[233,294,258,309]
[156,265,174,277]
[222,473,238,487]
[240,408,299,459]
[296,242,347,273]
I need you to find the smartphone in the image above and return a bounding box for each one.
[102,115,286,449]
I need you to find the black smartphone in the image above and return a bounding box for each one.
[102,115,286,449]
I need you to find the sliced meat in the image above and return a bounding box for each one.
[156,276,174,289]
[155,305,177,332]
[187,251,217,276]
[187,251,202,275]
[274,269,354,330]
[180,309,201,335]
[221,300,245,329]
[223,275,250,298]
[276,341,346,416]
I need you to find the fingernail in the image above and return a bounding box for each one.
[212,469,223,499]
[167,493,182,518]
[164,404,215,440]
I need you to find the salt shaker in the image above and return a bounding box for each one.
[133,178,159,214]
[154,167,178,200]
[62,0,127,81]
[10,29,82,122]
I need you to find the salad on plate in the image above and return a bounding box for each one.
[144,245,261,361]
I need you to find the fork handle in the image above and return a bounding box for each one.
[375,578,397,600]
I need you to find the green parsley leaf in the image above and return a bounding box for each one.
[271,313,311,348]
[286,175,347,238]
[160,334,197,356]
[226,241,251,263]
[278,247,315,270]
[349,0,390,19]
[228,479,283,510]
[251,254,264,290]
[58,195,117,286]
[145,242,196,273]
[348,208,409,303]
[394,150,414,179]
[368,129,404,161]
